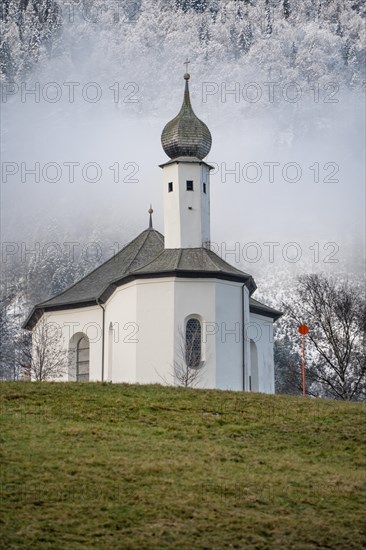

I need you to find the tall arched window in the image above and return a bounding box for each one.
[185,318,201,368]
[76,336,89,382]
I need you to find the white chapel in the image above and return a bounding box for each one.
[24,69,282,392]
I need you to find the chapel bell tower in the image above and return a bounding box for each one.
[160,64,213,249]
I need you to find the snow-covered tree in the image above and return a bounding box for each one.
[1,0,364,89]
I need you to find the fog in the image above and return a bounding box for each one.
[1,10,365,277]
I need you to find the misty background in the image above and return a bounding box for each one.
[1,0,365,312]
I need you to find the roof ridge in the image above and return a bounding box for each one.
[205,248,250,276]
[176,249,184,269]
[128,247,167,275]
[149,229,165,244]
[38,229,161,307]
[125,229,151,272]
[201,248,223,271]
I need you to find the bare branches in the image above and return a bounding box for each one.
[282,274,366,401]
[156,325,206,388]
[18,317,67,381]
[173,325,205,388]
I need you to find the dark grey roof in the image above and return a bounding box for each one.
[161,76,212,160]
[132,248,256,287]
[249,297,282,321]
[23,229,164,328]
[41,229,164,307]
[23,228,282,328]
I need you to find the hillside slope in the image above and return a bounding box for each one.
[1,382,365,549]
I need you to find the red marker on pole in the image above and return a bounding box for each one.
[298,324,309,398]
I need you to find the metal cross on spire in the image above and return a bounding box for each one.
[184,58,190,74]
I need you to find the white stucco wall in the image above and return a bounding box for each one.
[243,286,251,392]
[135,279,175,384]
[103,277,218,387]
[104,283,137,383]
[41,306,102,381]
[162,161,211,248]
[248,312,275,394]
[173,278,217,388]
[34,279,275,394]
[215,281,244,391]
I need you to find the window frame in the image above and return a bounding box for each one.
[186,180,194,191]
[185,317,202,369]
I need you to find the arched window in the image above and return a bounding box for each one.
[185,318,201,368]
[76,336,89,382]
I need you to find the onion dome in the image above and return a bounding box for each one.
[161,72,212,160]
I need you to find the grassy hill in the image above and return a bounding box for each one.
[0,382,365,549]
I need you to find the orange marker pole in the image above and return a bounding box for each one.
[302,334,306,398]
[298,324,309,398]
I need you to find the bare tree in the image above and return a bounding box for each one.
[0,294,16,380]
[173,325,206,388]
[274,335,303,396]
[18,317,68,381]
[284,274,366,401]
[156,325,206,388]
[0,279,25,380]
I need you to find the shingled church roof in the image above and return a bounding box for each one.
[24,228,281,328]
[23,229,163,328]
[249,297,282,321]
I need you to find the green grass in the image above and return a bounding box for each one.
[0,382,365,549]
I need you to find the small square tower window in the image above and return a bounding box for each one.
[168,181,173,192]
[203,182,207,194]
[186,180,194,191]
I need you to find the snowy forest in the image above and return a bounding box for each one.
[1,0,365,88]
[1,0,365,398]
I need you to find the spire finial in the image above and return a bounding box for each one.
[148,204,153,229]
[184,58,190,80]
